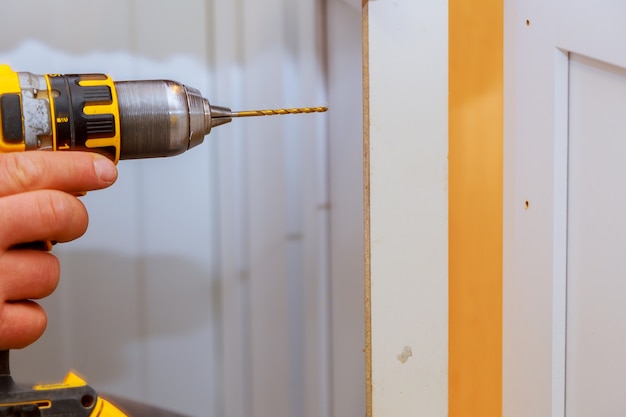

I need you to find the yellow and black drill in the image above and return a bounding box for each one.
[0,64,326,416]
[0,64,326,161]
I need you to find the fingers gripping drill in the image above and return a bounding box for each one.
[0,64,327,416]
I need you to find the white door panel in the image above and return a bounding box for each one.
[566,53,626,417]
[505,1,626,416]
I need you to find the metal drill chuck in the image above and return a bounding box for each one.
[112,81,328,160]
[115,80,223,160]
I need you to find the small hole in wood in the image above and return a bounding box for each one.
[525,200,530,209]
[525,19,531,26]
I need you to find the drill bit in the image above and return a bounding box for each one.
[233,106,328,117]
[209,105,328,129]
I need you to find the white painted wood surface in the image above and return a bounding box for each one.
[326,2,366,417]
[504,1,626,416]
[566,53,626,416]
[366,0,448,415]
[0,1,364,416]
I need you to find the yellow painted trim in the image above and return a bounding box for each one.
[449,0,503,416]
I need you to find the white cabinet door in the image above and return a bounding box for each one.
[504,1,626,416]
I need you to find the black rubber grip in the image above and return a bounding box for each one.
[0,94,24,144]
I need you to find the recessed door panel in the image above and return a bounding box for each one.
[566,53,626,416]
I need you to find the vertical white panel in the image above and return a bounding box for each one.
[566,54,626,416]
[237,1,329,417]
[215,1,334,417]
[286,3,332,417]
[366,0,448,415]
[326,1,366,417]
[241,0,293,409]
[130,1,218,415]
[212,2,251,416]
[503,1,561,414]
[551,48,569,417]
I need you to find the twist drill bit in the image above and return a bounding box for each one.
[233,106,329,117]
[209,105,328,130]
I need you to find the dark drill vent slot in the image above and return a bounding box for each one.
[85,116,115,138]
[82,86,112,104]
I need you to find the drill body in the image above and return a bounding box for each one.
[0,64,226,163]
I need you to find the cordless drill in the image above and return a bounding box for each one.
[0,64,327,416]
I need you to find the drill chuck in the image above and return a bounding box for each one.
[115,80,222,159]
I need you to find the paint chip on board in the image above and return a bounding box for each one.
[397,346,413,364]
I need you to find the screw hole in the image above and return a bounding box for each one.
[81,394,95,408]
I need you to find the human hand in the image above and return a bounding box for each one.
[0,151,117,349]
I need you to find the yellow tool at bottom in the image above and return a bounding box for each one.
[0,351,127,416]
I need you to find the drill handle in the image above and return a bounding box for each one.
[0,350,19,393]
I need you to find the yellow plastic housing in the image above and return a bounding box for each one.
[0,65,26,153]
[76,76,122,163]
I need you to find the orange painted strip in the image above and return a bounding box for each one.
[449,0,503,416]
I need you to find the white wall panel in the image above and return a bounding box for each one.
[326,2,365,417]
[366,0,448,415]
[214,1,335,416]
